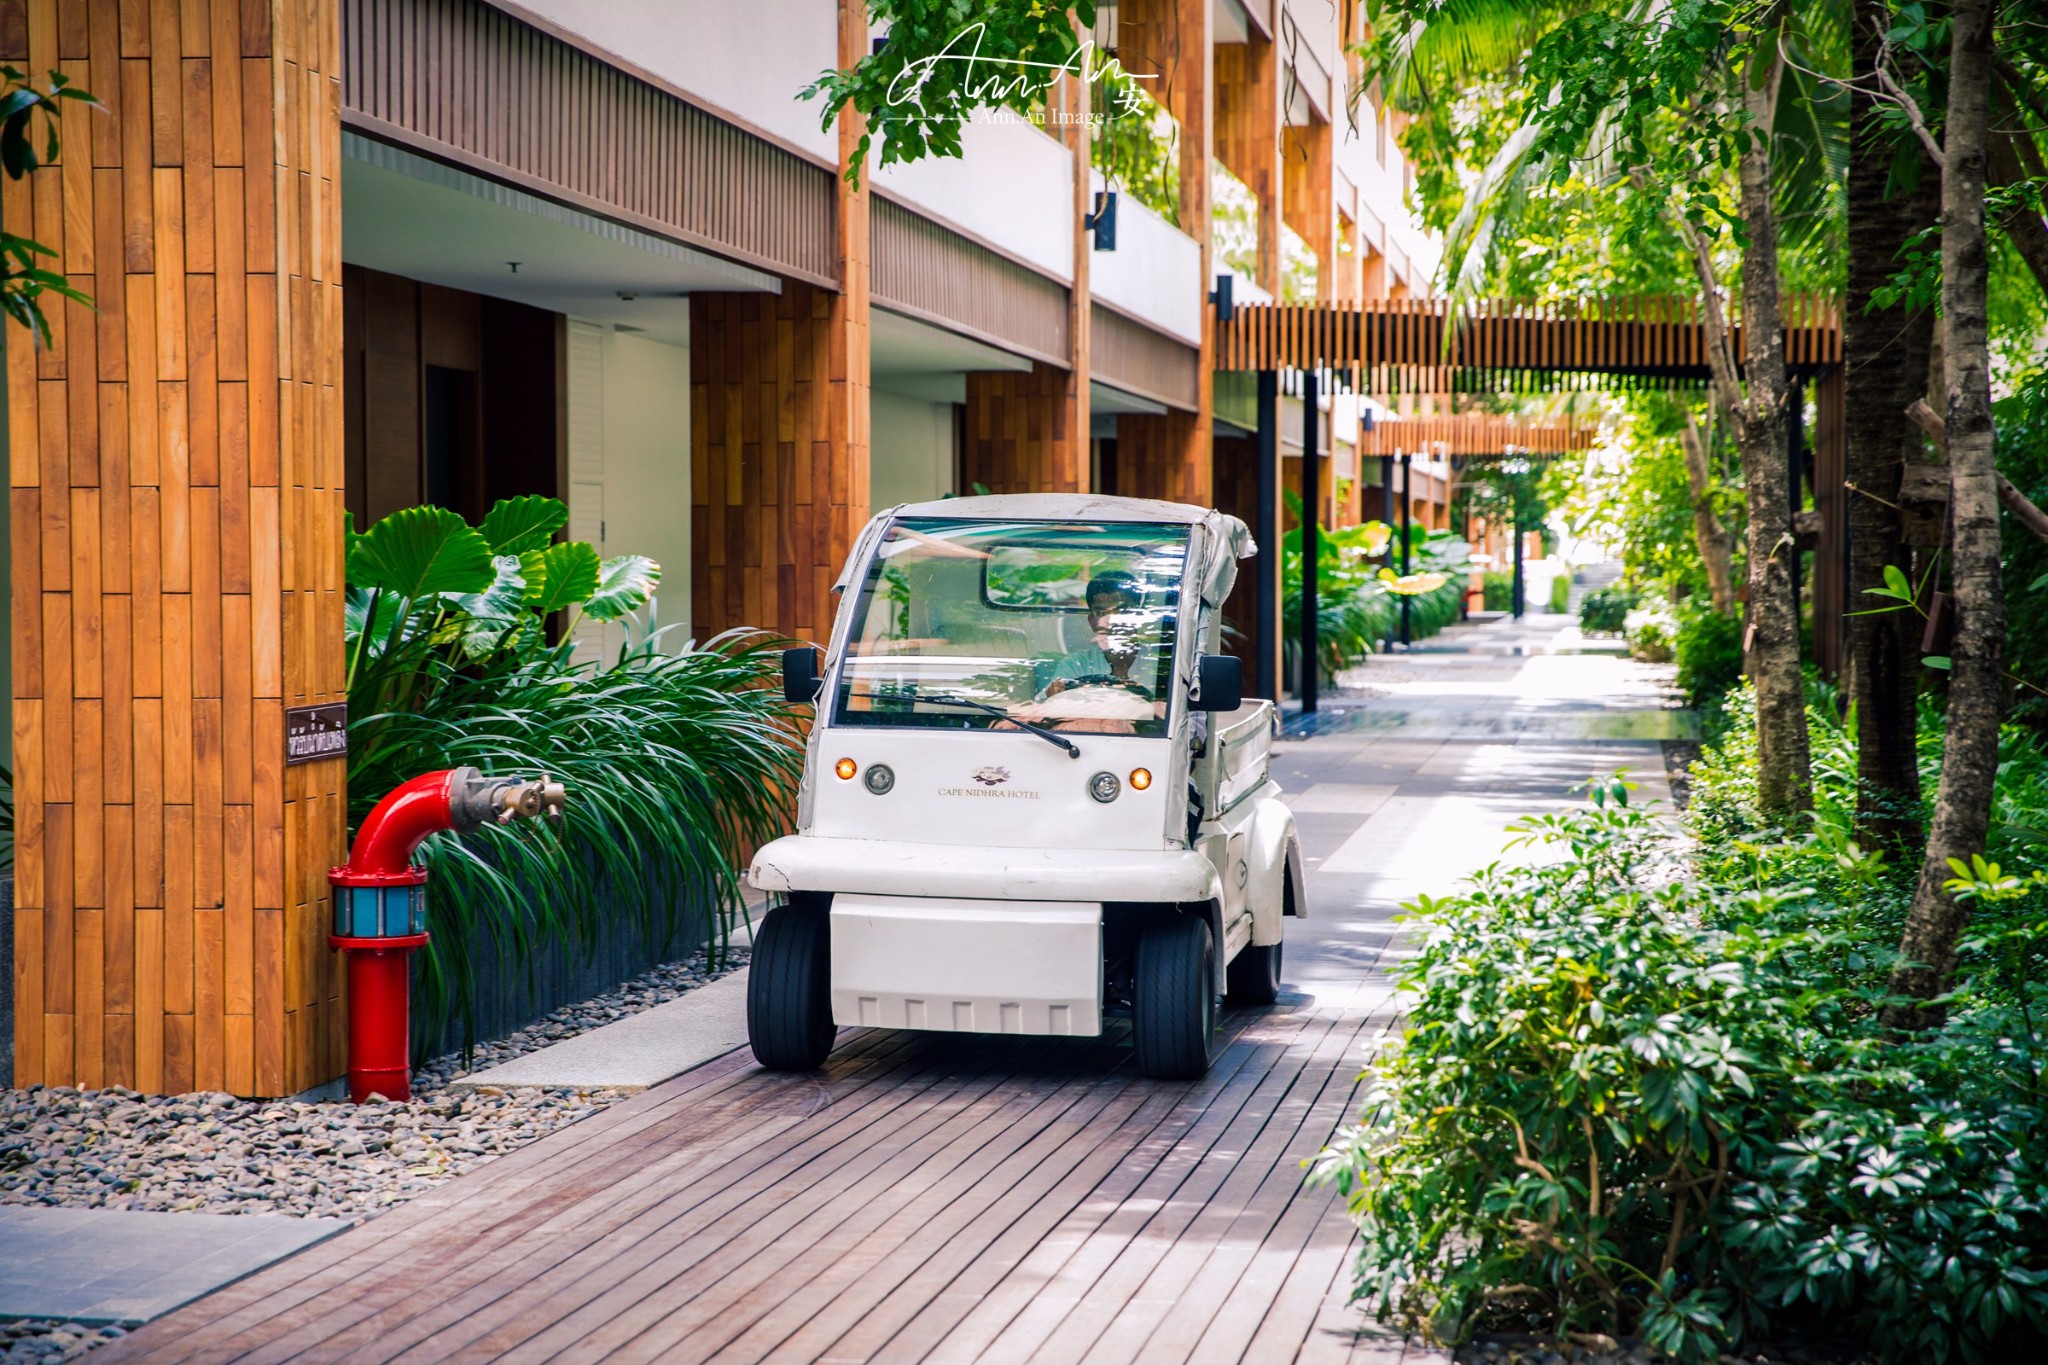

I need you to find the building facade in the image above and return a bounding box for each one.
[3,0,1446,1095]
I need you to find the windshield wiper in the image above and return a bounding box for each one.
[916,690,1080,759]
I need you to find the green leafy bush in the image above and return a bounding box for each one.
[1623,597,1676,663]
[345,498,803,1052]
[1314,787,2048,1362]
[1580,585,1640,634]
[1322,673,2048,1361]
[1674,605,1745,706]
[1482,571,1515,612]
[1549,572,1572,614]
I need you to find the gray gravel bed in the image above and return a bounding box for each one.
[0,946,745,1360]
[0,1321,127,1365]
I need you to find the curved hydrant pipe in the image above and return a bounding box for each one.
[330,767,567,1103]
[348,770,466,877]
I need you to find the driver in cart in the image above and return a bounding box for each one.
[1039,570,1151,700]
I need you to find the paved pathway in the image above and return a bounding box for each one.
[97,611,1683,1363]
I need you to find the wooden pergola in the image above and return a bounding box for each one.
[1217,299,1846,709]
[1359,415,1598,459]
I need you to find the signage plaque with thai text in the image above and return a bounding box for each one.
[286,703,349,765]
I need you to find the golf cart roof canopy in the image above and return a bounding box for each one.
[861,494,1256,609]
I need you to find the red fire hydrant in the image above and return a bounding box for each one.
[328,766,566,1103]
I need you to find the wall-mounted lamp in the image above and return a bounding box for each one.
[1208,273,1235,323]
[871,33,889,55]
[1083,189,1118,251]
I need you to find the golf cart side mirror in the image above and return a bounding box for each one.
[1190,654,1243,712]
[782,646,822,705]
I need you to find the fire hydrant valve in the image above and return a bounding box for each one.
[327,766,568,1104]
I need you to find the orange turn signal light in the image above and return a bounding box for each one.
[1129,767,1153,791]
[834,758,858,781]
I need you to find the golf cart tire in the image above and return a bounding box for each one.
[748,901,836,1071]
[1226,940,1282,1006]
[1134,913,1216,1080]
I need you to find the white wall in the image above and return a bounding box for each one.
[565,319,694,660]
[519,0,839,163]
[875,119,1076,282]
[1088,170,1202,345]
[871,389,955,508]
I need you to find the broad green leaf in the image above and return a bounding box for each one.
[480,495,569,556]
[583,554,662,622]
[343,583,406,645]
[446,555,530,659]
[347,505,495,598]
[1883,564,1911,598]
[1922,655,1951,671]
[2030,570,2048,592]
[520,541,602,615]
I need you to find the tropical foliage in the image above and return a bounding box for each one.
[1280,496,1469,681]
[1316,750,2048,1362]
[344,498,803,1053]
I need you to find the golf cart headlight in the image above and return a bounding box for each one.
[863,763,896,795]
[1089,771,1122,803]
[1129,767,1153,791]
[834,758,858,781]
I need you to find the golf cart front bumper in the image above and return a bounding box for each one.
[827,893,1102,1036]
[748,836,1225,904]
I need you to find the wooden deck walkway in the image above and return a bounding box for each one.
[100,613,1669,1363]
[98,1000,1421,1363]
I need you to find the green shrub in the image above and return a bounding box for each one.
[1282,496,1472,678]
[1580,585,1639,634]
[1482,571,1515,612]
[1674,605,1744,706]
[1623,597,1676,662]
[1548,572,1572,614]
[1314,788,2048,1362]
[345,498,803,1053]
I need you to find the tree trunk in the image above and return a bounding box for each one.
[1734,65,1812,820]
[1884,0,2005,1032]
[1844,0,1938,855]
[1679,54,1811,819]
[1680,410,1736,614]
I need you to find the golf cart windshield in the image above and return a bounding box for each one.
[832,517,1191,739]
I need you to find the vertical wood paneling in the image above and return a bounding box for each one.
[960,363,1088,498]
[10,0,345,1097]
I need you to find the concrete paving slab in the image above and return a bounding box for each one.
[0,1206,352,1325]
[452,968,752,1091]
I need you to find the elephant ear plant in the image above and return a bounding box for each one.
[344,497,803,1054]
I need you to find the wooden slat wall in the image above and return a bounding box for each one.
[1215,298,1843,385]
[1090,305,1198,413]
[1113,410,1210,507]
[870,198,1068,368]
[690,286,867,647]
[1360,416,1595,458]
[338,0,836,289]
[6,0,347,1097]
[960,364,1088,497]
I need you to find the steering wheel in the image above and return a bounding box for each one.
[1056,673,1153,700]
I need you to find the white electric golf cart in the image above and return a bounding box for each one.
[747,494,1306,1080]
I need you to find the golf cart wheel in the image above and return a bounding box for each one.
[1226,940,1283,1007]
[1134,913,1217,1080]
[748,900,836,1071]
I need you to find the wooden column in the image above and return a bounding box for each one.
[7,0,348,1096]
[689,1,869,643]
[1282,119,1333,299]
